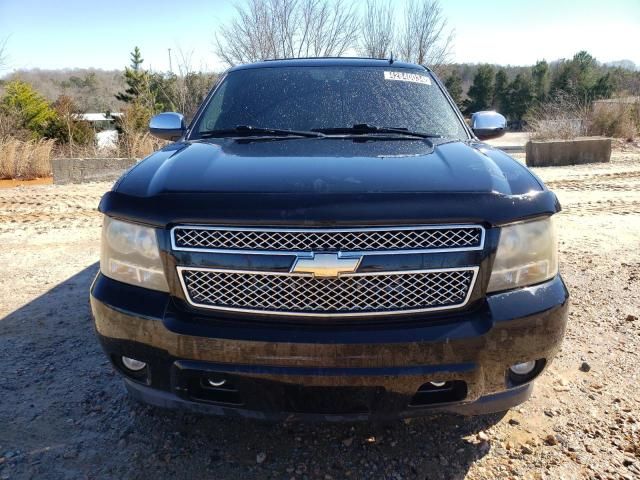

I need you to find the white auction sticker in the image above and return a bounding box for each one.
[384,71,431,85]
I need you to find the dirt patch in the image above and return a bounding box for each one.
[1,151,639,479]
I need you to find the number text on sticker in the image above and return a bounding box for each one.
[384,71,431,85]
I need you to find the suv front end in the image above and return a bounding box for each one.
[91,215,567,421]
[90,58,568,421]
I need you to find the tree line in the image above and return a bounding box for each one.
[2,0,639,147]
[2,47,638,147]
[0,46,217,153]
[442,51,639,125]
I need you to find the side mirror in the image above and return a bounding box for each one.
[149,112,185,141]
[471,111,507,140]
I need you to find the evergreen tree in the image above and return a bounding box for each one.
[493,69,508,111]
[148,71,178,112]
[572,50,598,99]
[505,74,533,122]
[116,47,150,104]
[549,51,610,102]
[550,60,570,96]
[444,72,464,110]
[531,60,549,103]
[115,47,190,116]
[591,72,613,100]
[465,65,494,114]
[0,80,57,137]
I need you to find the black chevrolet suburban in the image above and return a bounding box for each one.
[90,58,569,421]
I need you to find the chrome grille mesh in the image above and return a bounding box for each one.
[179,268,476,316]
[173,226,483,253]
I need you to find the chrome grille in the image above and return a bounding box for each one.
[172,225,483,254]
[178,267,477,316]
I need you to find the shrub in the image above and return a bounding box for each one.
[0,85,95,151]
[47,95,94,146]
[116,102,162,158]
[525,93,591,140]
[0,81,57,138]
[116,131,164,159]
[589,99,640,140]
[0,107,31,140]
[526,92,640,141]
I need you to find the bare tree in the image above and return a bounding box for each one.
[396,0,453,69]
[214,0,359,67]
[360,0,395,59]
[172,48,217,120]
[0,37,8,70]
[53,95,78,157]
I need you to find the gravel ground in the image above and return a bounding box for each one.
[1,149,639,480]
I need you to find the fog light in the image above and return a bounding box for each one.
[122,356,147,371]
[207,378,226,387]
[509,361,536,376]
[429,381,447,388]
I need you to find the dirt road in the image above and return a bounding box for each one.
[1,150,639,479]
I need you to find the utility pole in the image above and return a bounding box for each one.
[168,48,173,73]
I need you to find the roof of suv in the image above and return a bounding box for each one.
[227,57,429,72]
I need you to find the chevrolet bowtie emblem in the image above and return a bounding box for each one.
[291,253,361,278]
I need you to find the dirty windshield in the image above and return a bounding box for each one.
[192,66,468,139]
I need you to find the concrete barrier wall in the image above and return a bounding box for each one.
[525,137,611,167]
[52,158,138,185]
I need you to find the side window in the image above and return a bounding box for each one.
[198,80,228,132]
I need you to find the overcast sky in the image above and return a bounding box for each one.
[1,0,638,73]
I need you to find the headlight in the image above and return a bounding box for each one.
[487,217,558,293]
[100,217,169,292]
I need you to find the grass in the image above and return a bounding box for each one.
[0,137,56,179]
[525,95,591,140]
[0,133,166,180]
[526,94,640,141]
[590,101,640,141]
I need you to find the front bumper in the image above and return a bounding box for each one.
[90,273,569,421]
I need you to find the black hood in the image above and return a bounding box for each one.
[100,138,559,227]
[115,138,541,195]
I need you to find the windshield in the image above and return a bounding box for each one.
[191,66,468,139]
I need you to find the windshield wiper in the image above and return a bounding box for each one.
[312,124,443,139]
[198,125,325,139]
